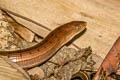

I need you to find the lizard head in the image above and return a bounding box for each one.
[62,21,87,41]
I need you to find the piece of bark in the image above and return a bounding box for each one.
[1,10,35,42]
[93,37,120,80]
[0,56,31,80]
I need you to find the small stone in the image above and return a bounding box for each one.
[10,45,17,49]
[27,67,45,79]
[34,35,43,42]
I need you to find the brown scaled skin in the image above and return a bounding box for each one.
[0,21,87,69]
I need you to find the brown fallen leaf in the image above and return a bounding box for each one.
[93,37,120,80]
[1,10,35,42]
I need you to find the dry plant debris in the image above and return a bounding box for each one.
[0,11,18,50]
[0,10,38,50]
[28,47,97,80]
[2,11,35,42]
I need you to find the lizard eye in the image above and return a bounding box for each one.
[76,26,81,30]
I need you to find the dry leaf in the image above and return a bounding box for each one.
[93,37,120,80]
[1,10,35,42]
